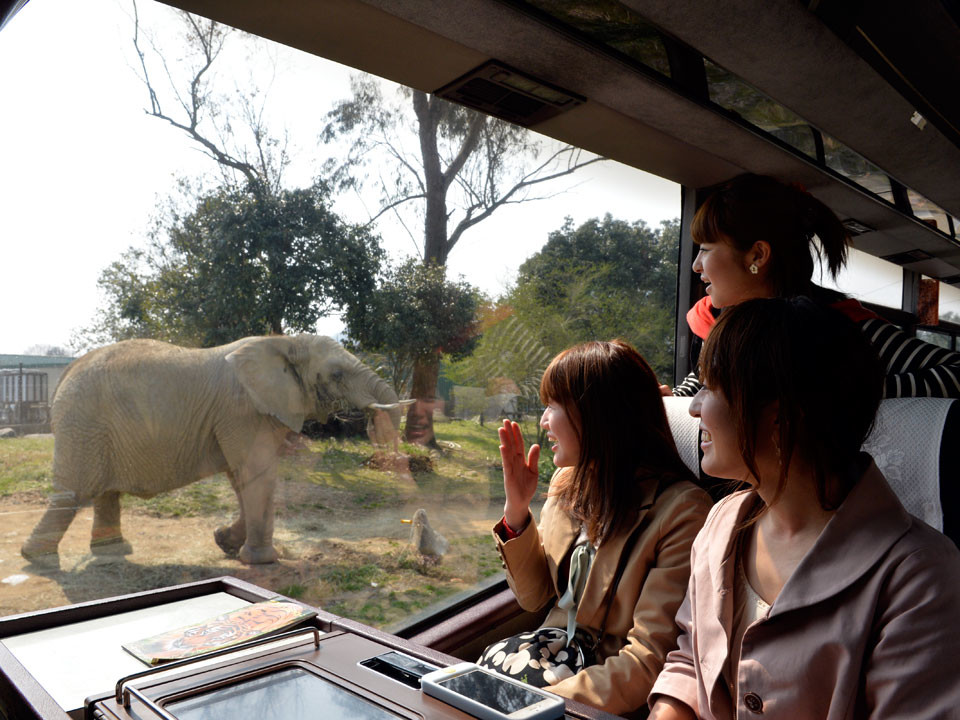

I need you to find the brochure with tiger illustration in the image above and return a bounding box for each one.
[123,599,317,666]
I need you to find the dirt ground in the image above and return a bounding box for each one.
[0,480,519,627]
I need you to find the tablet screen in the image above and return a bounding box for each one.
[438,669,546,714]
[166,666,401,720]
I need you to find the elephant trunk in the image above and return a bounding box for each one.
[362,371,402,428]
[357,370,411,450]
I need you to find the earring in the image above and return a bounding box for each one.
[749,263,759,275]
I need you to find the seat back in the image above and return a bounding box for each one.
[863,398,959,544]
[662,396,960,547]
[663,396,700,476]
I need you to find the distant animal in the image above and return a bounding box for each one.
[410,508,449,562]
[21,334,405,566]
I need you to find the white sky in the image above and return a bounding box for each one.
[2,0,948,355]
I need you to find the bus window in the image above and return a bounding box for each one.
[940,282,960,329]
[0,0,681,633]
[818,247,903,312]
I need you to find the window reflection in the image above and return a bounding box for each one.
[916,329,953,351]
[703,59,817,159]
[820,132,892,201]
[907,188,950,235]
[167,667,401,720]
[520,0,671,77]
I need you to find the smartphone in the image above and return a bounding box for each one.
[421,662,565,720]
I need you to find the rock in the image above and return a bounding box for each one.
[0,428,15,439]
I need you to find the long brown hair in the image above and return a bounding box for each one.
[540,340,695,544]
[692,173,850,297]
[700,297,882,509]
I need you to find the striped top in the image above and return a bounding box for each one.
[674,297,960,398]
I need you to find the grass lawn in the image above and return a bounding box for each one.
[0,435,55,497]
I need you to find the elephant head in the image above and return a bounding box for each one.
[224,334,405,436]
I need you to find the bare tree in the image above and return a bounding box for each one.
[325,76,605,443]
[24,344,71,358]
[130,0,288,195]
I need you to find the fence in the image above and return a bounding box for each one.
[0,367,50,430]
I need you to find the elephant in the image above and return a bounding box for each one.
[20,334,405,565]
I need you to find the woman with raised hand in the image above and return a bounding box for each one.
[671,173,960,398]
[485,340,711,717]
[649,297,960,720]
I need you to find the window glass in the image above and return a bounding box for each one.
[916,329,953,350]
[0,0,681,631]
[820,132,892,201]
[703,59,817,159]
[940,282,960,325]
[520,0,671,77]
[818,246,903,311]
[906,188,950,234]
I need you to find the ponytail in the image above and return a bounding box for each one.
[692,174,851,296]
[797,187,849,279]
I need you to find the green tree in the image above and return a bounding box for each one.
[347,258,480,443]
[79,181,383,349]
[507,214,680,381]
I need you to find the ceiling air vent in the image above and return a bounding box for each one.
[434,61,584,127]
[881,249,934,265]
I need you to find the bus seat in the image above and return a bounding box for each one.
[662,396,960,547]
[863,398,959,546]
[663,396,700,475]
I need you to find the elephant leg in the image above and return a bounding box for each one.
[214,471,247,558]
[235,467,278,565]
[219,422,286,564]
[90,492,133,555]
[21,490,79,563]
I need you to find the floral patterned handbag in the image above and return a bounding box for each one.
[477,625,596,687]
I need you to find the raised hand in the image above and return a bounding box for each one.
[499,420,540,532]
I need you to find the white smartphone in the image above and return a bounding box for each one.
[420,662,565,720]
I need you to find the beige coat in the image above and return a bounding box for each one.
[494,469,711,716]
[650,458,960,719]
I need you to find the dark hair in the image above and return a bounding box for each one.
[700,297,882,509]
[540,340,695,543]
[692,173,851,297]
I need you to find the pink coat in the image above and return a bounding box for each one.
[650,458,960,719]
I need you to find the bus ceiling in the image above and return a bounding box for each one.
[5,0,960,279]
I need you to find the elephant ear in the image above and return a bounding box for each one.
[225,337,310,432]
